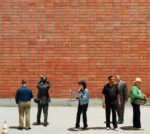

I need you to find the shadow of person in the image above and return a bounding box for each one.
[68,127,106,132]
[32,122,49,126]
[104,121,113,124]
[120,126,144,131]
[9,126,21,129]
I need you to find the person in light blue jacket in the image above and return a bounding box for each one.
[75,80,89,129]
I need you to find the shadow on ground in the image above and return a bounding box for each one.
[120,126,144,131]
[9,126,21,130]
[32,122,49,126]
[68,127,106,132]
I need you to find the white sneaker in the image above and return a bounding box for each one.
[106,127,110,130]
[114,128,118,131]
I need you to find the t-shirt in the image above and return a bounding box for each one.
[102,83,119,105]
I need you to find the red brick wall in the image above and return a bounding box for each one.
[0,0,150,98]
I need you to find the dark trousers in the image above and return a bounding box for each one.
[131,103,141,128]
[37,103,49,124]
[106,102,117,128]
[117,101,125,122]
[76,104,88,127]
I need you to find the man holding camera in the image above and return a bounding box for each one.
[36,75,51,127]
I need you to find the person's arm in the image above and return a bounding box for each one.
[37,83,40,89]
[47,81,51,89]
[30,90,33,99]
[46,83,50,89]
[37,81,42,89]
[102,95,105,108]
[123,83,128,102]
[117,94,121,106]
[15,90,19,104]
[131,86,143,99]
[116,85,121,106]
[102,87,106,108]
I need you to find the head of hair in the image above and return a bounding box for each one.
[78,80,87,89]
[22,80,26,85]
[116,75,122,80]
[108,76,114,80]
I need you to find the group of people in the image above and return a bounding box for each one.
[15,75,146,131]
[15,75,50,130]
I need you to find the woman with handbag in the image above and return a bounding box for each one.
[130,77,146,130]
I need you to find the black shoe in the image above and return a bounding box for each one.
[18,127,23,130]
[75,125,80,128]
[118,121,123,124]
[26,127,31,130]
[44,123,48,127]
[83,124,88,129]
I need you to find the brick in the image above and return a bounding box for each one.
[0,0,149,98]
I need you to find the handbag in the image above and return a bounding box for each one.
[34,98,40,103]
[134,98,147,105]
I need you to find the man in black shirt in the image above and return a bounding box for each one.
[102,76,121,131]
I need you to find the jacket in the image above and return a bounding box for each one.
[118,80,128,102]
[78,88,89,105]
[15,86,33,104]
[130,85,143,103]
[37,82,50,105]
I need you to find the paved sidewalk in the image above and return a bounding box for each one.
[0,106,150,134]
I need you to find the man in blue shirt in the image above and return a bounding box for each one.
[15,80,33,130]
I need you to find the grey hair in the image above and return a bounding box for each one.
[116,75,122,80]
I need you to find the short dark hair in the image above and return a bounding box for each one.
[22,80,26,85]
[108,76,114,80]
[78,80,87,89]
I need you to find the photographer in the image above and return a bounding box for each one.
[35,75,51,127]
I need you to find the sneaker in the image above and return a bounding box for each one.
[106,127,110,130]
[114,128,118,131]
[75,124,80,128]
[83,124,88,129]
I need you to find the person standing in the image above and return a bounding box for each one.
[115,75,128,124]
[130,77,145,130]
[102,76,121,131]
[15,80,33,130]
[36,75,51,127]
[71,80,89,129]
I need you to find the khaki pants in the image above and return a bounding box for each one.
[18,102,31,128]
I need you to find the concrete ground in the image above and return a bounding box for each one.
[0,106,150,134]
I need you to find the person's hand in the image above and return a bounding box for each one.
[118,102,121,107]
[78,89,81,92]
[102,103,106,109]
[142,95,146,99]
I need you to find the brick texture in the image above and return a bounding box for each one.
[0,0,150,98]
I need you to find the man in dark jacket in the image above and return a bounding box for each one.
[36,75,51,126]
[115,75,128,124]
[15,80,33,130]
